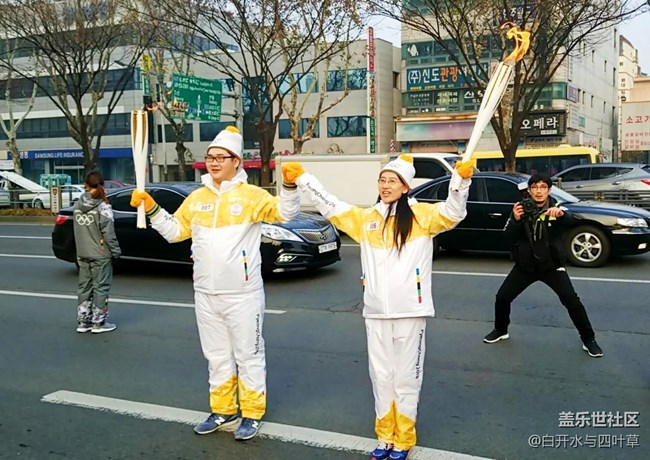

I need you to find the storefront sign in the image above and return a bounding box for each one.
[520,111,566,137]
[367,27,376,153]
[17,147,132,160]
[621,102,650,151]
[406,63,488,91]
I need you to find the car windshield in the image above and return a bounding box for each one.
[550,187,580,204]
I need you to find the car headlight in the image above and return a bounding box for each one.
[261,223,302,241]
[617,218,648,228]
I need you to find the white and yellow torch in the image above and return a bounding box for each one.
[131,110,148,229]
[450,24,530,191]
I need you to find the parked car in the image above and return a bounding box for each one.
[552,163,650,207]
[410,172,650,268]
[32,184,86,209]
[104,180,130,189]
[52,183,341,273]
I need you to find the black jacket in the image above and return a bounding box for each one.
[504,201,571,272]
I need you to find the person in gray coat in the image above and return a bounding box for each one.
[73,171,121,334]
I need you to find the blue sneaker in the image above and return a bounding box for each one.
[370,441,393,459]
[234,417,262,440]
[193,413,239,435]
[389,448,411,460]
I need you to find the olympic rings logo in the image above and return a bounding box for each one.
[75,214,95,226]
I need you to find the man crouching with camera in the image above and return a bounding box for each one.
[483,173,603,358]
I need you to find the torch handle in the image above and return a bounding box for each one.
[131,110,149,229]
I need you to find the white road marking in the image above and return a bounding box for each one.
[42,390,490,460]
[0,253,55,259]
[340,245,650,284]
[0,290,286,314]
[0,235,50,239]
[2,251,649,284]
[431,270,650,284]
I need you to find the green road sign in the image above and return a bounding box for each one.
[141,72,150,96]
[170,74,222,122]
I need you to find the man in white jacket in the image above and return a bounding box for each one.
[282,155,473,460]
[130,127,300,440]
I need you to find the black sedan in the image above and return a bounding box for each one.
[410,172,650,268]
[52,183,341,273]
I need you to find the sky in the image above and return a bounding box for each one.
[619,11,650,74]
[369,9,650,75]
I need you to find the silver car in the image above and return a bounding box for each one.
[553,163,650,205]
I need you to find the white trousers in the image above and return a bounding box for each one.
[194,289,266,419]
[366,317,427,450]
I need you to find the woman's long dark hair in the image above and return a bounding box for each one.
[85,171,108,203]
[378,185,415,254]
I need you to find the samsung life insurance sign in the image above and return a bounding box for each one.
[621,102,650,151]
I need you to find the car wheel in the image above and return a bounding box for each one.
[432,236,440,260]
[33,199,44,209]
[566,225,611,268]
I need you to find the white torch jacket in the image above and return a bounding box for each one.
[150,170,300,294]
[296,171,470,318]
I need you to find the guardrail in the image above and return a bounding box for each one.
[561,190,650,211]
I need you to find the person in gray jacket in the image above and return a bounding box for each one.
[73,171,121,334]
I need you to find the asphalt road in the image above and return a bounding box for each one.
[0,222,649,459]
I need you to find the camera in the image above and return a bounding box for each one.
[517,181,541,219]
[520,196,541,219]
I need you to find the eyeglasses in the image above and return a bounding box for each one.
[204,154,235,164]
[529,185,549,191]
[378,178,402,186]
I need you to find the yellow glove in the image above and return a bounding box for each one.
[281,162,305,187]
[130,190,157,213]
[455,160,474,179]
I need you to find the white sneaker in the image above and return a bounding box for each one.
[92,322,117,334]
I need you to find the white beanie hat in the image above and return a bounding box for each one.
[381,154,416,189]
[208,126,243,167]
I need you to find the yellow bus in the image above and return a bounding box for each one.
[471,145,600,176]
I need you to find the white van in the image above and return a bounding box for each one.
[275,152,461,211]
[391,152,462,189]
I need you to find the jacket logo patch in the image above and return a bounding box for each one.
[367,221,380,231]
[198,203,214,212]
[230,203,243,216]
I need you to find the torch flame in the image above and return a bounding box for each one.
[502,23,530,64]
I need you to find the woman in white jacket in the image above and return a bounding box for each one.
[282,155,473,460]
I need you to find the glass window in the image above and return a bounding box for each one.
[158,123,194,143]
[109,190,135,212]
[414,180,449,201]
[199,122,232,142]
[413,159,449,180]
[151,189,185,212]
[590,167,622,180]
[486,178,520,203]
[278,119,319,139]
[277,73,318,95]
[560,167,590,182]
[326,69,367,91]
[327,116,367,137]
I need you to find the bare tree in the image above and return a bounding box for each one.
[279,28,366,155]
[372,0,647,171]
[0,42,38,177]
[154,0,368,185]
[0,0,154,174]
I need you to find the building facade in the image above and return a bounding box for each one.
[1,36,401,185]
[397,22,619,161]
[617,35,642,157]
